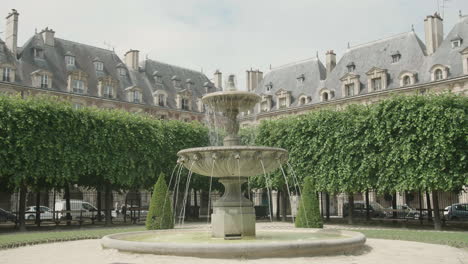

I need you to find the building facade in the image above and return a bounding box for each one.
[239,12,468,216]
[0,9,220,123]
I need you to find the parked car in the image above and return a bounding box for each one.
[384,204,427,219]
[444,203,468,221]
[342,201,386,218]
[55,200,98,220]
[25,206,54,220]
[0,208,16,222]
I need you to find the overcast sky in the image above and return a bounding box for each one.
[3,0,468,89]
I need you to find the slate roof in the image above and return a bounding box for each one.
[254,58,326,109]
[325,31,427,98]
[0,37,17,66]
[420,15,468,81]
[13,33,213,109]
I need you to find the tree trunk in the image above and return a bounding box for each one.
[418,190,423,225]
[325,193,330,220]
[281,186,287,222]
[347,193,354,225]
[392,192,397,219]
[320,192,324,218]
[64,184,71,226]
[104,184,112,225]
[426,191,433,221]
[365,190,370,221]
[97,189,102,222]
[35,191,41,227]
[276,190,281,220]
[432,191,442,230]
[18,184,27,231]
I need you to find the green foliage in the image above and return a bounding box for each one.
[146,173,174,230]
[0,95,209,192]
[254,94,468,194]
[295,177,323,228]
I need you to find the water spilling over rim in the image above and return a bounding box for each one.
[177,146,288,177]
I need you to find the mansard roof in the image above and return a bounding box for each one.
[0,37,16,66]
[254,58,326,109]
[14,33,213,109]
[325,31,427,98]
[421,15,468,81]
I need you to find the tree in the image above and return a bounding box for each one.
[295,177,323,228]
[146,173,174,230]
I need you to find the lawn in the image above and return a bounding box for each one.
[351,229,468,248]
[0,226,466,249]
[0,226,144,249]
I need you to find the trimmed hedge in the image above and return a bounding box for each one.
[295,177,323,228]
[146,173,174,229]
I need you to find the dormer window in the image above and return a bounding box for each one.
[345,83,355,96]
[33,48,43,59]
[103,85,113,98]
[266,82,273,91]
[403,75,411,86]
[346,62,355,72]
[2,67,11,82]
[371,78,382,91]
[434,69,443,80]
[65,55,75,66]
[116,63,127,76]
[172,76,181,88]
[181,98,189,110]
[40,74,49,88]
[186,79,194,90]
[94,60,104,72]
[366,67,387,92]
[158,94,165,106]
[451,35,463,48]
[132,90,141,103]
[153,71,162,84]
[430,64,449,81]
[72,80,85,94]
[391,51,401,63]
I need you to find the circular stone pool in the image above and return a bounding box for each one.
[101,229,366,258]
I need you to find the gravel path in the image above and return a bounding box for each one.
[0,237,466,264]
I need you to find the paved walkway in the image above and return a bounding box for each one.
[0,237,466,264]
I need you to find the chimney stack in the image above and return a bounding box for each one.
[41,27,55,46]
[326,50,336,73]
[424,12,444,55]
[214,70,222,90]
[124,49,140,71]
[246,68,263,92]
[5,9,19,56]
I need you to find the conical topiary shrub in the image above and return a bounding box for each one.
[295,177,323,228]
[146,173,174,230]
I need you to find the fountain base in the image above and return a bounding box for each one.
[211,177,256,238]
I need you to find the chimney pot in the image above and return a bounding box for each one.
[5,9,19,56]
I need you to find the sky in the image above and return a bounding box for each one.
[2,0,468,89]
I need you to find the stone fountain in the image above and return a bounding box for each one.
[101,74,366,258]
[177,74,288,238]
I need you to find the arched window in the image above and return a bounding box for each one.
[403,75,411,86]
[300,97,306,105]
[322,92,329,101]
[434,69,443,80]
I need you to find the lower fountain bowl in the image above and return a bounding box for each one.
[177,146,288,177]
[101,229,366,258]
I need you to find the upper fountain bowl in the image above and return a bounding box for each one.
[202,91,261,113]
[177,146,288,177]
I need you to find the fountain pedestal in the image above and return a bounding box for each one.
[212,177,255,238]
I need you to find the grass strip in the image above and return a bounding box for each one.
[350,229,468,248]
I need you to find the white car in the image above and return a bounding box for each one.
[25,206,54,220]
[55,200,99,220]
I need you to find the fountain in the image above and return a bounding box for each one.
[101,75,366,258]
